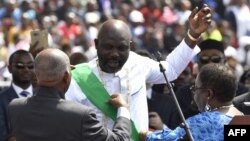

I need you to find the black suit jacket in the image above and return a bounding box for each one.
[8,87,131,141]
[233,92,250,114]
[0,86,18,141]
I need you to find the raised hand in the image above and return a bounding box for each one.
[188,4,212,38]
[185,4,212,48]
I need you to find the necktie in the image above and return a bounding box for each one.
[20,91,29,97]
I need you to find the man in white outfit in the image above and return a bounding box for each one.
[66,4,212,135]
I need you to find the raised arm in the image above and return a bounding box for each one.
[185,4,212,48]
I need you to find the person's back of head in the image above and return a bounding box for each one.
[199,63,237,103]
[8,50,34,89]
[34,48,71,94]
[69,52,88,65]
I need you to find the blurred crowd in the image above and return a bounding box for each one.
[0,0,250,87]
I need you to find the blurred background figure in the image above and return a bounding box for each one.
[226,0,250,41]
[0,50,34,141]
[69,51,88,65]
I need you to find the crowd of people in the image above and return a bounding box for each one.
[0,0,250,141]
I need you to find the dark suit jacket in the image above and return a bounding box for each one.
[8,87,131,141]
[233,92,250,114]
[0,86,18,141]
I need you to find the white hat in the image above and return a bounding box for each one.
[225,46,237,60]
[85,12,100,24]
[129,10,144,23]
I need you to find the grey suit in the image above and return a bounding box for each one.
[8,87,131,141]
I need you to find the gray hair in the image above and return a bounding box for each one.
[34,49,70,84]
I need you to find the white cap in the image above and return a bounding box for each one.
[225,46,238,60]
[85,12,100,24]
[129,10,144,23]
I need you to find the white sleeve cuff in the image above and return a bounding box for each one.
[180,39,200,57]
[117,107,130,120]
[192,45,201,56]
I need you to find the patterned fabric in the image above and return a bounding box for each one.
[147,111,233,141]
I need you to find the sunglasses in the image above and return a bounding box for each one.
[14,62,34,69]
[199,56,223,64]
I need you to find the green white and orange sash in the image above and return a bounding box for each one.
[71,64,140,141]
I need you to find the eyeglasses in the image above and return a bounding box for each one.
[14,62,34,69]
[190,85,208,93]
[199,55,223,64]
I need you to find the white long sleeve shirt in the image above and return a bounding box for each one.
[65,39,200,132]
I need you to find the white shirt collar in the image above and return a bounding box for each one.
[12,83,33,98]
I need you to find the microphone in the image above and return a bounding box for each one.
[154,51,162,62]
[154,51,194,141]
[153,52,165,72]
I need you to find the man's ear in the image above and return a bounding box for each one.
[207,89,214,100]
[63,71,71,85]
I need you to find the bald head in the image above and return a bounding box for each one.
[34,48,70,86]
[98,19,131,41]
[95,19,131,73]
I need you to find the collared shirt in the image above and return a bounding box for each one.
[12,83,33,98]
[65,39,200,132]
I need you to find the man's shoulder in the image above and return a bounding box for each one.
[9,97,27,105]
[8,98,28,111]
[0,86,16,101]
[0,86,12,95]
[124,51,152,66]
[60,100,93,115]
[59,100,102,119]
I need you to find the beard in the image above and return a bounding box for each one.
[98,58,125,73]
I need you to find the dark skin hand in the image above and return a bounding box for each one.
[185,4,212,48]
[108,94,128,108]
[149,112,164,131]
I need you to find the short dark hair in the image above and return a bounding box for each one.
[198,64,237,102]
[9,50,32,65]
